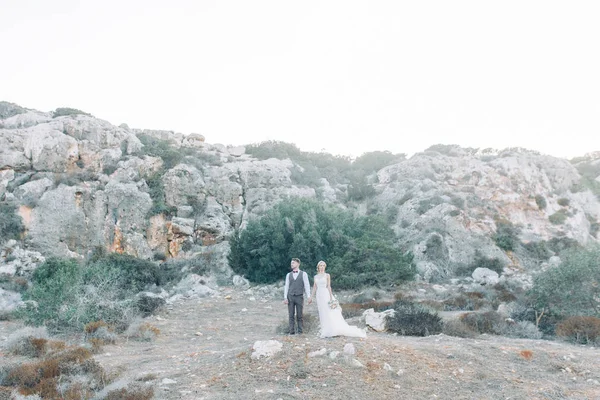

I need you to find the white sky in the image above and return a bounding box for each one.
[1,0,599,159]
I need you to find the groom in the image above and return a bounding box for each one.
[283,258,311,335]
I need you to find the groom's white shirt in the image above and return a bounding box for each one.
[284,269,311,299]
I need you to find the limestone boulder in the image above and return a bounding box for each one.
[251,340,283,359]
[363,308,395,332]
[23,125,79,172]
[472,267,500,285]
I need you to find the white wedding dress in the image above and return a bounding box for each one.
[315,274,367,338]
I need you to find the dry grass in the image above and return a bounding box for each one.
[124,320,161,341]
[556,316,600,344]
[0,343,110,398]
[104,384,153,400]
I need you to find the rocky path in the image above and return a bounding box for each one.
[92,288,600,400]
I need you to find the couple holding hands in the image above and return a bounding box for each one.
[283,258,366,338]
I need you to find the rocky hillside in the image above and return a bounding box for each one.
[1,101,600,287]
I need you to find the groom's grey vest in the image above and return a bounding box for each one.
[288,271,305,296]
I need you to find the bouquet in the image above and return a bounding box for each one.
[328,298,340,310]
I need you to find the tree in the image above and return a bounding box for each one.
[528,246,600,319]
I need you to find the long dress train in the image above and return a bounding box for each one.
[315,274,366,338]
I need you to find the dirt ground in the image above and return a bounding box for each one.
[2,287,600,400]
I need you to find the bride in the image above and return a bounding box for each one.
[311,261,367,338]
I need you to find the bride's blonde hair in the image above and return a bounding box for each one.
[316,260,327,272]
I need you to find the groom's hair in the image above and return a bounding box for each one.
[291,258,301,264]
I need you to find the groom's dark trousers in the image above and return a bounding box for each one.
[288,294,304,334]
[287,271,306,334]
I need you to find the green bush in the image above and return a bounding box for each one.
[493,219,520,251]
[19,254,161,332]
[547,236,580,254]
[527,246,600,320]
[88,253,159,292]
[523,241,552,261]
[455,252,504,277]
[0,101,27,119]
[549,209,569,225]
[53,107,91,118]
[229,197,415,289]
[386,300,442,336]
[144,172,176,217]
[557,197,570,207]
[534,195,547,210]
[137,134,183,170]
[0,201,25,242]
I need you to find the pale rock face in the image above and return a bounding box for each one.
[232,275,250,288]
[13,178,54,202]
[173,274,217,298]
[0,288,22,314]
[472,267,500,285]
[23,125,79,172]
[182,133,205,148]
[162,164,206,209]
[0,110,52,129]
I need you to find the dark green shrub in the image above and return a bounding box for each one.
[493,219,520,251]
[547,236,580,254]
[549,210,569,225]
[386,300,442,336]
[137,134,183,170]
[417,196,444,215]
[523,241,552,261]
[0,201,25,242]
[527,246,600,319]
[351,151,405,173]
[557,198,570,207]
[347,175,376,201]
[425,234,448,262]
[229,197,415,289]
[137,295,166,317]
[88,253,159,292]
[290,164,322,187]
[53,107,91,118]
[20,258,82,329]
[144,172,176,217]
[534,195,547,210]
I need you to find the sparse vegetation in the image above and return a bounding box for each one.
[17,253,162,332]
[557,197,570,207]
[493,219,520,251]
[534,194,547,210]
[0,201,25,242]
[549,209,569,225]
[386,300,442,336]
[53,107,92,118]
